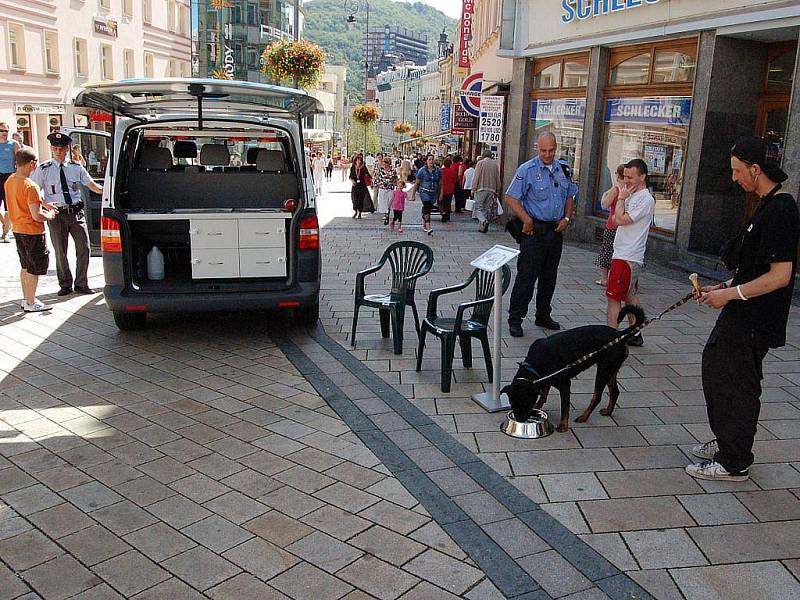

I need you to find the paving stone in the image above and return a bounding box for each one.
[220,469,282,499]
[749,463,800,490]
[0,561,30,599]
[481,518,549,559]
[162,546,241,591]
[301,504,372,540]
[463,579,506,600]
[579,496,695,533]
[688,521,800,563]
[622,528,708,569]
[399,581,461,599]
[540,472,609,502]
[452,491,513,525]
[130,578,206,600]
[338,555,420,600]
[349,524,426,566]
[735,489,800,521]
[222,537,298,581]
[508,449,622,475]
[202,490,269,524]
[627,569,684,600]
[270,562,354,600]
[123,522,196,562]
[91,500,157,536]
[518,549,594,598]
[114,476,175,507]
[426,467,483,497]
[169,473,230,503]
[578,533,639,572]
[404,549,483,596]
[147,495,212,529]
[572,426,648,448]
[676,493,756,526]
[28,502,94,538]
[597,468,704,498]
[359,500,429,535]
[181,514,253,553]
[207,572,291,600]
[0,467,38,495]
[22,554,101,600]
[253,434,307,456]
[541,502,591,534]
[0,529,62,570]
[244,510,313,546]
[273,465,337,494]
[136,456,196,484]
[610,445,692,469]
[60,525,130,566]
[288,530,363,573]
[240,451,294,476]
[34,464,93,491]
[636,425,698,445]
[186,453,244,479]
[93,550,170,597]
[365,478,418,508]
[61,481,123,512]
[670,561,800,600]
[2,483,62,515]
[324,461,386,489]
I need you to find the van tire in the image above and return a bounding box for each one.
[113,312,147,331]
[296,302,319,327]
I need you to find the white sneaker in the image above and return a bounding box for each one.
[23,300,52,313]
[692,439,718,460]
[685,460,749,482]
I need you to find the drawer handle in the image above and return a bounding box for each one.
[209,261,224,265]
[207,232,224,236]
[254,231,271,235]
[255,261,272,265]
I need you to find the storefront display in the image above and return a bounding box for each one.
[530,98,585,177]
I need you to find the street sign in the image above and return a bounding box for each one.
[440,103,451,132]
[453,105,478,130]
[459,72,483,118]
[478,95,504,145]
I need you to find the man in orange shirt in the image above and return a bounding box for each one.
[4,147,57,312]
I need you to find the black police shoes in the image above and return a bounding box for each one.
[535,318,561,330]
[74,286,95,295]
[509,323,524,338]
[57,287,73,296]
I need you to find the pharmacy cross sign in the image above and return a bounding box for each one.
[459,72,483,118]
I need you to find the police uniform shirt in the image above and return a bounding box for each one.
[416,166,441,202]
[30,158,93,207]
[506,157,578,222]
[715,187,800,348]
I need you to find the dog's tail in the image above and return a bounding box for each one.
[617,305,646,334]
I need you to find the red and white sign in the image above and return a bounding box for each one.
[458,1,474,69]
[459,72,483,118]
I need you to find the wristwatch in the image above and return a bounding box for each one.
[563,217,570,222]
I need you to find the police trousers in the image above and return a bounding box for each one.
[508,226,562,325]
[701,325,769,473]
[47,210,90,289]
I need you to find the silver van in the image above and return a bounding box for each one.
[74,78,322,330]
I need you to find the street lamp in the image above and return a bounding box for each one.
[345,0,371,150]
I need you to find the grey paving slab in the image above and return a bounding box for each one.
[621,529,708,569]
[123,522,196,562]
[579,497,696,533]
[676,492,756,526]
[0,529,62,571]
[92,550,171,597]
[22,554,101,600]
[670,561,800,600]
[269,562,354,600]
[206,572,291,600]
[222,537,299,581]
[688,521,800,563]
[162,546,241,591]
[243,510,314,547]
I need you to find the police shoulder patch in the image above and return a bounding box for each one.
[40,160,53,168]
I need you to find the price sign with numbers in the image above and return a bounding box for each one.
[478,95,504,145]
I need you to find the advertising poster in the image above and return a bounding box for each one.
[644,144,667,175]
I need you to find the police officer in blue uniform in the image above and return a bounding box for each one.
[31,132,103,296]
[506,131,577,337]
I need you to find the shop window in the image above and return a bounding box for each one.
[144,52,154,77]
[123,0,134,18]
[767,49,796,86]
[179,6,188,35]
[124,48,135,78]
[44,31,59,74]
[169,59,178,77]
[534,63,561,89]
[99,0,111,10]
[8,23,25,70]
[529,98,586,180]
[168,0,176,31]
[101,44,113,79]
[563,62,589,88]
[610,53,650,85]
[74,38,88,77]
[653,51,695,83]
[247,3,257,25]
[597,97,692,233]
[143,0,152,25]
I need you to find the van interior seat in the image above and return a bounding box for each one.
[139,147,173,172]
[173,140,198,159]
[200,144,230,167]
[256,149,286,173]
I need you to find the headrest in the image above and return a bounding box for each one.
[140,147,172,170]
[246,147,260,165]
[256,149,285,172]
[200,144,230,166]
[173,140,198,159]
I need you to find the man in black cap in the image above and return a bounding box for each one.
[31,131,103,296]
[687,136,799,482]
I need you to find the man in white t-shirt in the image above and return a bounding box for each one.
[606,158,655,346]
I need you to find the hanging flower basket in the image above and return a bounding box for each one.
[352,104,380,127]
[393,121,412,134]
[210,0,232,8]
[261,39,326,89]
[410,129,424,138]
[210,68,233,80]
[415,137,428,147]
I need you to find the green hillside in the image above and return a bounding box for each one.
[304,0,456,102]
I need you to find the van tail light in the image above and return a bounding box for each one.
[101,216,122,253]
[299,215,319,250]
[283,198,298,212]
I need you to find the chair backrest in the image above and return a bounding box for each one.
[381,241,434,296]
[469,265,512,324]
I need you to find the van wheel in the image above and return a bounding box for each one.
[113,312,147,331]
[296,302,319,327]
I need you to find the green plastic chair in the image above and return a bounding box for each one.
[351,241,434,355]
[416,265,512,393]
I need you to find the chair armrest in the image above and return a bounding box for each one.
[426,280,474,319]
[454,298,493,331]
[355,261,386,297]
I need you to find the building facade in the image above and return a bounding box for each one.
[366,25,429,72]
[500,0,800,267]
[375,64,424,151]
[0,0,191,156]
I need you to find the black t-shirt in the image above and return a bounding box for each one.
[715,188,799,348]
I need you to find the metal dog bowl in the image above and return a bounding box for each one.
[501,409,554,439]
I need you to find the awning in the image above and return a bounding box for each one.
[304,129,333,142]
[398,130,458,145]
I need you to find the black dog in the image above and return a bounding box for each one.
[502,306,645,433]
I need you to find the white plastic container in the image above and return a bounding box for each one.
[147,246,165,280]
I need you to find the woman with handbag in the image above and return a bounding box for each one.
[350,155,370,219]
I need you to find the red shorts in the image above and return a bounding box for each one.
[606,259,639,302]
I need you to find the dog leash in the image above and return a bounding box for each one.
[515,290,696,387]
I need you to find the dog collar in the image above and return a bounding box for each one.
[514,362,542,382]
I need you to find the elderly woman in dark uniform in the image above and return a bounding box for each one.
[349,154,370,219]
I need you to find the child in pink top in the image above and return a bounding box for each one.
[390,179,409,233]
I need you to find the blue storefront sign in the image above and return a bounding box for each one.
[530,98,586,124]
[440,103,451,131]
[605,97,692,125]
[561,0,661,24]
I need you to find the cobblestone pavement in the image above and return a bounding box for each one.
[0,176,798,599]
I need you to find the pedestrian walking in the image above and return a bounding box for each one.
[472,150,502,233]
[398,158,413,184]
[376,156,396,226]
[31,132,103,296]
[349,155,371,219]
[440,157,458,222]
[687,136,799,482]
[462,158,475,211]
[594,164,626,286]
[453,155,466,213]
[4,147,57,312]
[325,154,334,180]
[0,122,22,243]
[369,152,382,212]
[390,178,408,233]
[506,132,577,337]
[605,159,654,347]
[409,154,441,235]
[340,155,350,181]
[312,152,326,195]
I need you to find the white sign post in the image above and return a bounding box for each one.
[470,244,520,412]
[478,95,504,145]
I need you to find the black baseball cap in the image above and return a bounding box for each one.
[47,131,72,147]
[730,136,788,183]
